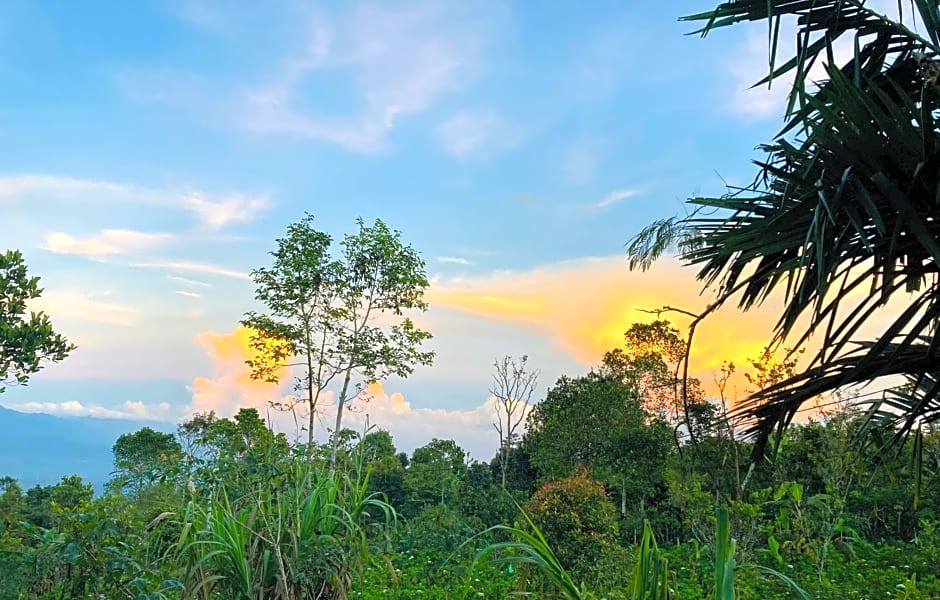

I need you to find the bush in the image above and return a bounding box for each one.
[524,473,628,592]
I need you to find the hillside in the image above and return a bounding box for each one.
[0,405,168,489]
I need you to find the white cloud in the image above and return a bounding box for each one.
[727,27,794,120]
[241,4,493,152]
[175,290,202,298]
[183,192,269,230]
[0,174,128,200]
[336,382,509,461]
[585,188,639,212]
[168,275,211,288]
[437,256,473,266]
[131,260,251,280]
[435,111,521,160]
[0,173,268,230]
[725,12,886,120]
[42,229,176,258]
[8,400,182,421]
[31,290,140,327]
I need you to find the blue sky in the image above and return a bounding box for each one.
[0,1,795,459]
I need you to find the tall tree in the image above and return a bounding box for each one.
[602,320,699,421]
[490,355,539,489]
[627,1,940,454]
[405,438,467,512]
[0,476,25,533]
[0,250,73,392]
[744,345,803,395]
[243,215,338,454]
[359,429,397,463]
[244,216,434,463]
[327,218,434,466]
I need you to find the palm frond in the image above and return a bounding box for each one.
[627,218,687,272]
[633,1,940,454]
[733,341,940,456]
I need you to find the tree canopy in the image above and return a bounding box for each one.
[0,250,73,392]
[524,371,672,515]
[243,215,434,463]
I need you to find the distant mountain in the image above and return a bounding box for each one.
[0,405,172,490]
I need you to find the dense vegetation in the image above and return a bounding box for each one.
[1,341,939,598]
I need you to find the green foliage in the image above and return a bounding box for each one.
[174,458,394,600]
[602,320,692,420]
[483,503,816,600]
[478,505,585,600]
[1,411,939,598]
[0,249,74,392]
[241,213,339,452]
[457,461,524,529]
[525,371,672,516]
[628,521,676,600]
[713,506,736,599]
[367,455,408,513]
[404,438,467,516]
[490,445,539,495]
[0,476,25,537]
[326,217,435,463]
[361,505,514,600]
[523,473,628,592]
[359,429,397,464]
[111,427,183,496]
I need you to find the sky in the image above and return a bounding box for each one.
[0,0,832,460]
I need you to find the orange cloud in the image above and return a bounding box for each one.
[428,255,781,384]
[189,326,298,421]
[429,254,924,409]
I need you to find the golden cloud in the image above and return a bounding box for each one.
[429,253,923,407]
[189,326,296,419]
[428,255,782,382]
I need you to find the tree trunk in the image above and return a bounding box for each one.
[330,368,354,468]
[501,445,508,489]
[307,370,316,457]
[621,480,627,517]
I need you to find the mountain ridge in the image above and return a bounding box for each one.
[0,404,172,489]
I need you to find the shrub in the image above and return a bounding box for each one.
[524,473,627,591]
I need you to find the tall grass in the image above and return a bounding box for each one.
[476,507,583,600]
[628,521,676,599]
[173,459,394,600]
[480,505,813,600]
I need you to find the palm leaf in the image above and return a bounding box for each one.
[629,0,940,457]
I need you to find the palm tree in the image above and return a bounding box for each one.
[628,1,940,457]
